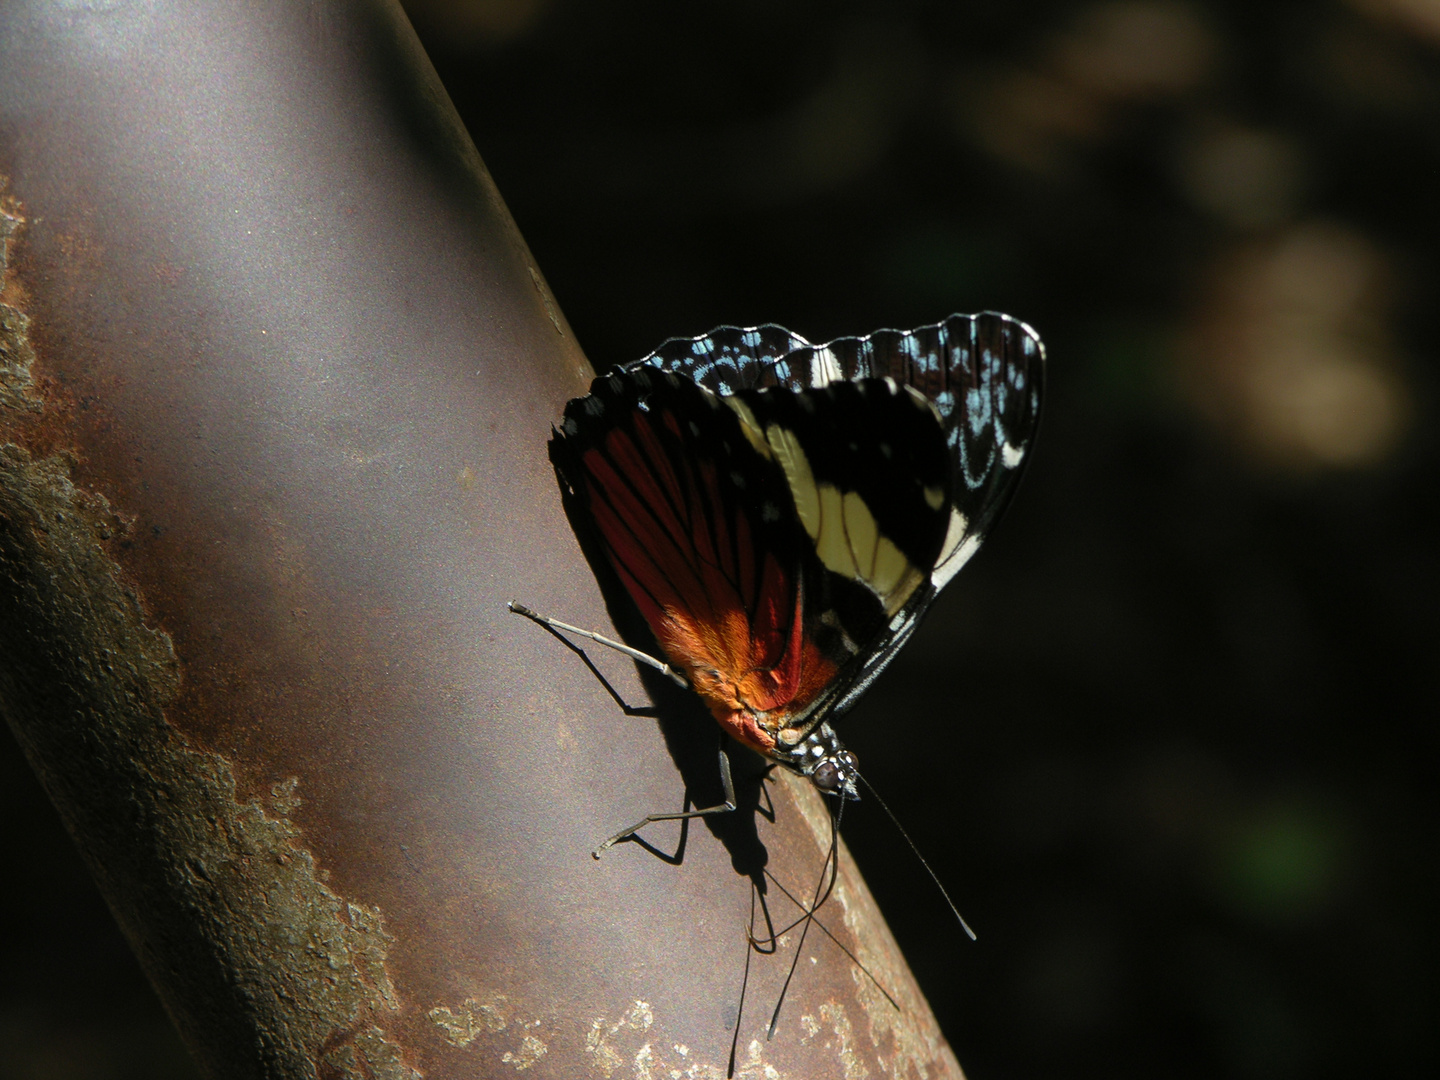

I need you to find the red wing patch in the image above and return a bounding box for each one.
[556,373,837,753]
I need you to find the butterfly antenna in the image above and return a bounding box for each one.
[728,887,759,1079]
[745,878,781,956]
[856,770,977,941]
[766,797,843,1039]
[762,868,899,1012]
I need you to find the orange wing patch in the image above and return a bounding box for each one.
[574,405,836,754]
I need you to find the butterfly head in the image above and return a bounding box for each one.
[779,722,860,800]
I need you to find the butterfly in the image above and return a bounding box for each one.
[528,311,1044,827]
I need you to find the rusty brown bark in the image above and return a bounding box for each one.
[0,2,964,1078]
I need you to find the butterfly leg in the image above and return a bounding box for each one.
[591,741,738,859]
[507,601,688,688]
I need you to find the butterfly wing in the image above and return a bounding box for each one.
[798,313,1045,591]
[576,313,1044,744]
[551,368,842,756]
[630,324,814,395]
[726,378,956,735]
[627,313,1045,726]
[631,312,1044,591]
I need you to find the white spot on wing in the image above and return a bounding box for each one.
[810,347,844,387]
[815,485,858,577]
[930,508,979,591]
[937,508,968,565]
[724,397,771,458]
[933,533,982,591]
[1002,441,1026,468]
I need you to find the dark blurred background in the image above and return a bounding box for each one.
[4,1,1438,1077]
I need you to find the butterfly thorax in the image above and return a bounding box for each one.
[649,606,861,799]
[780,723,860,799]
[687,664,861,800]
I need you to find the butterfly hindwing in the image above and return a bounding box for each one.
[554,367,792,644]
[723,377,957,735]
[732,379,952,618]
[636,325,813,395]
[633,313,1044,592]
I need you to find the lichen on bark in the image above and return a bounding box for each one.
[0,195,416,1080]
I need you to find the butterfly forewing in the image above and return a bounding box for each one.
[554,370,799,645]
[537,316,1043,1064]
[734,379,952,605]
[553,369,868,761]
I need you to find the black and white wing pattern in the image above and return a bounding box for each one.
[628,312,1045,594]
[614,311,1045,731]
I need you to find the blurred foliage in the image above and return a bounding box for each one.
[5,1,1437,1078]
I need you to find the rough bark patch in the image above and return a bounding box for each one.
[0,195,416,1080]
[788,774,964,1080]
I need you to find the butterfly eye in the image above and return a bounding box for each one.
[811,760,843,792]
